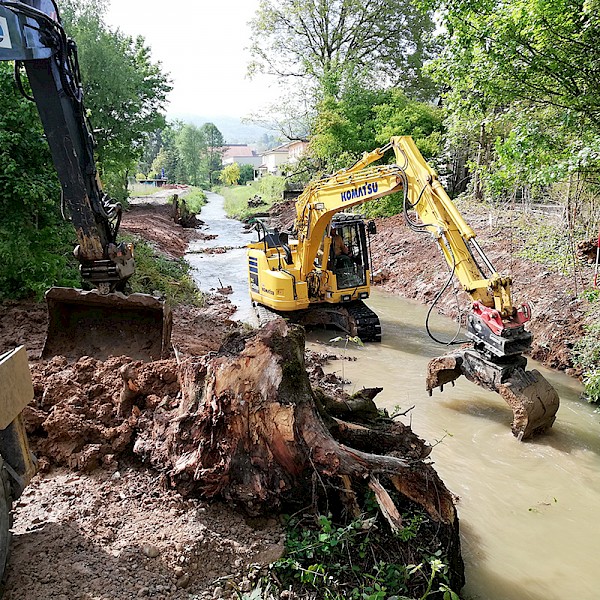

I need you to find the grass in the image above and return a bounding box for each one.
[217,176,286,220]
[128,182,161,198]
[182,187,207,213]
[124,235,203,306]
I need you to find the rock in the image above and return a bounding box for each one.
[176,573,190,589]
[141,543,160,559]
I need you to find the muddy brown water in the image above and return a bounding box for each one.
[308,293,599,600]
[189,192,599,599]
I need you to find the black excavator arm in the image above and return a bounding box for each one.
[0,0,171,362]
[0,0,133,290]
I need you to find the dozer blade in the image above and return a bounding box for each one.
[426,349,559,440]
[42,287,172,362]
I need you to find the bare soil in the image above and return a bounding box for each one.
[1,198,280,600]
[1,194,593,599]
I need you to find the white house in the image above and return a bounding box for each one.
[222,144,262,169]
[258,140,309,177]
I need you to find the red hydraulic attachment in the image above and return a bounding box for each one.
[472,301,531,336]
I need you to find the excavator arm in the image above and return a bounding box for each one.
[265,136,559,439]
[0,0,171,361]
[388,137,559,438]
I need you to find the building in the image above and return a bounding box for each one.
[221,144,262,169]
[258,140,309,177]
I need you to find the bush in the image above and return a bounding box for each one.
[179,187,206,213]
[257,175,286,200]
[239,163,255,185]
[574,320,600,403]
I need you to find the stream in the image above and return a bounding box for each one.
[187,192,600,600]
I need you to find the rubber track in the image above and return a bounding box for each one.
[345,301,381,342]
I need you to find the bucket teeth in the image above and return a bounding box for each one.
[426,349,559,440]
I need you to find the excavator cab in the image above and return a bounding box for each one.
[328,216,369,289]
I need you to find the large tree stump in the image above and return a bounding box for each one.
[133,319,464,586]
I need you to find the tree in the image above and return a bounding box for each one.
[176,124,207,187]
[0,64,79,298]
[424,0,600,203]
[249,0,438,100]
[220,163,241,186]
[60,0,171,199]
[310,86,444,172]
[427,0,600,127]
[239,164,256,185]
[199,123,225,185]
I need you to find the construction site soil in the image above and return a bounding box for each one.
[0,196,595,599]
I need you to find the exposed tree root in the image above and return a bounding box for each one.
[132,319,464,587]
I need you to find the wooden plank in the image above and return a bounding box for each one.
[0,346,34,429]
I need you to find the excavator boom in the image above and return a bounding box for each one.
[0,0,171,361]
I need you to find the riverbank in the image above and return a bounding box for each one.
[0,193,463,599]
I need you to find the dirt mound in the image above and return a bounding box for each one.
[26,356,179,471]
[0,300,48,359]
[369,212,593,373]
[121,202,199,259]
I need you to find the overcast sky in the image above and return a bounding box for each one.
[104,0,279,119]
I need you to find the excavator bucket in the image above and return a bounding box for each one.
[426,349,559,440]
[42,287,172,362]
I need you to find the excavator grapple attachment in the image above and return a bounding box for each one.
[42,287,172,362]
[426,349,559,440]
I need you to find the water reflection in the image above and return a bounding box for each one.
[307,291,598,600]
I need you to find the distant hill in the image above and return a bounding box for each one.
[167,113,280,146]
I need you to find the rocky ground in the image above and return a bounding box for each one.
[0,191,595,599]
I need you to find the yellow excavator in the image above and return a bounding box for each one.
[247,136,560,440]
[0,0,171,361]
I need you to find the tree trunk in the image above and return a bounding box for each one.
[133,319,464,586]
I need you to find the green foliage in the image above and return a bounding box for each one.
[514,223,574,275]
[125,236,203,306]
[219,178,285,220]
[175,124,207,187]
[424,0,600,127]
[239,164,256,185]
[60,0,171,201]
[373,89,444,158]
[257,175,286,200]
[182,188,207,214]
[249,0,439,101]
[421,0,600,211]
[253,506,457,600]
[200,123,225,185]
[573,322,600,403]
[0,63,80,299]
[310,86,444,177]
